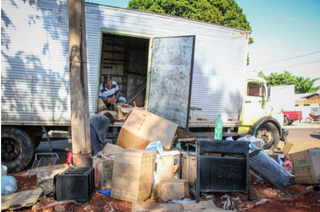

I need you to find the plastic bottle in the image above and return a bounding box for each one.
[214,114,223,140]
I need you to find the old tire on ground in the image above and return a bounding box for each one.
[255,122,279,149]
[1,127,35,173]
[305,117,311,123]
[283,117,289,126]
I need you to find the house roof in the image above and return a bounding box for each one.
[295,92,319,99]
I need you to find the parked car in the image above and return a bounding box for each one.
[282,111,302,125]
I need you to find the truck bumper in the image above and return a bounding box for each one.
[280,128,289,143]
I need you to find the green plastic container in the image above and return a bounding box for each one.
[214,115,223,140]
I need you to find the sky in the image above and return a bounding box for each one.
[87,0,320,87]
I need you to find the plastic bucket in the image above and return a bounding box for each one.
[1,165,8,176]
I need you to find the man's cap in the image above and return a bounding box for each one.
[104,74,112,82]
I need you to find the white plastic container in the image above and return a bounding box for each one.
[1,165,8,176]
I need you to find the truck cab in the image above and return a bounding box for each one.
[239,76,288,148]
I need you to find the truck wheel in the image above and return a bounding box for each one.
[255,122,279,149]
[283,117,289,126]
[288,121,293,125]
[1,127,35,173]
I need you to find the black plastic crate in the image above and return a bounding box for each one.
[180,139,250,202]
[54,167,95,202]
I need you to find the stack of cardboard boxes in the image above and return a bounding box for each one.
[92,107,189,202]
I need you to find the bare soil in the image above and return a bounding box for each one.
[7,171,320,212]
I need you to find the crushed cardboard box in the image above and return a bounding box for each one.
[152,178,189,201]
[101,143,123,155]
[92,154,114,189]
[290,148,320,184]
[111,148,157,202]
[116,107,178,151]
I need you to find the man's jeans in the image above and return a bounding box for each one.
[117,96,126,103]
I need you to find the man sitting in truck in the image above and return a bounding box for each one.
[99,74,126,109]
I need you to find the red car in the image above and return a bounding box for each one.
[282,111,302,125]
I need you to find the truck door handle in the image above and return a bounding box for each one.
[245,101,251,103]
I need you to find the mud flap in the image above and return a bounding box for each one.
[280,128,289,143]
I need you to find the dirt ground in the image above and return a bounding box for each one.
[6,171,320,212]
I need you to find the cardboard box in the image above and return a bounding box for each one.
[111,149,156,202]
[116,107,178,150]
[152,178,189,201]
[92,154,114,189]
[101,143,123,155]
[290,148,320,184]
[156,155,174,181]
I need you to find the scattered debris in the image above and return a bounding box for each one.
[222,196,231,210]
[2,189,42,211]
[255,198,270,205]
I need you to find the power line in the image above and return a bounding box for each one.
[258,60,320,71]
[249,50,320,67]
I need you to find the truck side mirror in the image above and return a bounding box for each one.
[267,86,271,102]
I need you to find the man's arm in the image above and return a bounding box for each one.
[115,93,120,103]
[114,82,120,103]
[98,83,104,98]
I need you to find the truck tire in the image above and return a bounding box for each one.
[283,117,289,126]
[1,127,35,173]
[255,122,279,149]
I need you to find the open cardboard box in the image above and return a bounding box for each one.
[116,107,178,150]
[267,142,294,163]
[290,148,320,184]
[263,141,293,157]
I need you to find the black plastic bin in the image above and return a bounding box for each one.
[181,139,250,202]
[54,167,95,202]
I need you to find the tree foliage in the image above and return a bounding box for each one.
[128,0,253,44]
[258,71,320,94]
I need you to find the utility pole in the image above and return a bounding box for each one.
[68,0,92,167]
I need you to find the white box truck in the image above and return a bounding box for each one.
[1,0,288,172]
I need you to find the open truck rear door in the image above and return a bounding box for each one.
[148,36,195,129]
